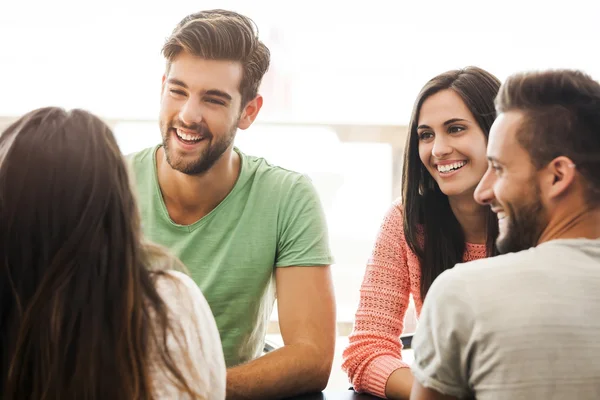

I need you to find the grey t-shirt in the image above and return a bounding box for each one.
[411,239,600,400]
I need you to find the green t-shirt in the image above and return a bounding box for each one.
[128,145,333,367]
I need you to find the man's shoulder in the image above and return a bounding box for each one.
[125,146,158,199]
[451,239,599,282]
[425,249,543,320]
[451,247,539,280]
[126,145,157,169]
[437,245,566,302]
[239,149,313,191]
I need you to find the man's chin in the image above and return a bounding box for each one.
[164,151,199,174]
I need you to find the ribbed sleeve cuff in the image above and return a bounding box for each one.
[363,356,410,398]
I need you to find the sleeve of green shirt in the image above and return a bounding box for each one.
[275,174,334,267]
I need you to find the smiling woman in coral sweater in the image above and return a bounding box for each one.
[342,67,501,400]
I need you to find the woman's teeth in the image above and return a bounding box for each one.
[437,161,467,173]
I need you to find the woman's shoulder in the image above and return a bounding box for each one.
[156,270,197,289]
[152,271,217,330]
[154,271,209,309]
[381,198,404,224]
[391,197,404,213]
[377,198,404,234]
[154,270,197,296]
[385,198,424,235]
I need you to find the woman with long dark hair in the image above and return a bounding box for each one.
[343,67,500,399]
[0,107,225,399]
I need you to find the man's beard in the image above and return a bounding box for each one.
[497,183,548,254]
[161,119,237,175]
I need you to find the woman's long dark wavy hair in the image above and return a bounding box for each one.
[402,66,501,299]
[0,107,200,399]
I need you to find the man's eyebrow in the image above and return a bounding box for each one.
[204,89,232,101]
[165,80,233,102]
[166,78,187,88]
[487,155,503,164]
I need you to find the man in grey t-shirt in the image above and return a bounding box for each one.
[410,69,600,400]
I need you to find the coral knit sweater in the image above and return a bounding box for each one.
[342,200,487,398]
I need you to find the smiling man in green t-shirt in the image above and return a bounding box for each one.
[128,9,335,400]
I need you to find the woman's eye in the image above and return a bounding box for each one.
[448,126,465,134]
[418,131,433,140]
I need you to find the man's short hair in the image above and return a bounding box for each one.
[496,69,600,205]
[163,9,270,107]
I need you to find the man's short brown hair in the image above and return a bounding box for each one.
[162,9,270,107]
[496,69,600,205]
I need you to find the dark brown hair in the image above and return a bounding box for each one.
[163,9,271,107]
[496,69,600,205]
[402,66,501,299]
[0,107,199,399]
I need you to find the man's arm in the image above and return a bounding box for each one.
[410,380,459,400]
[226,265,336,399]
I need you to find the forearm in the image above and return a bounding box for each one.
[385,367,414,400]
[226,341,332,400]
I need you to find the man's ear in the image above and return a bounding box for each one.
[543,156,577,200]
[238,95,263,130]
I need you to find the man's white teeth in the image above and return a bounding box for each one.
[437,161,467,173]
[176,129,202,142]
